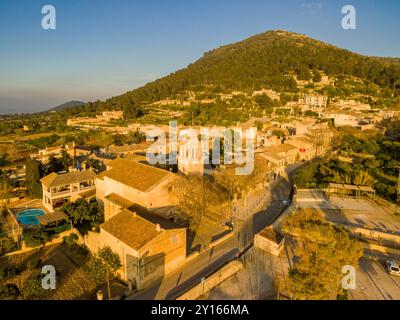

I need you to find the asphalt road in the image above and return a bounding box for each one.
[126,164,299,300]
[351,255,400,300]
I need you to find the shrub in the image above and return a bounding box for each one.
[63,233,78,247]
[26,257,42,270]
[0,284,20,300]
[23,228,49,247]
[22,269,48,300]
[0,266,18,280]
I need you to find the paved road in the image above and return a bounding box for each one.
[350,255,400,300]
[127,164,300,300]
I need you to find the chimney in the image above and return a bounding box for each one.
[156,224,161,232]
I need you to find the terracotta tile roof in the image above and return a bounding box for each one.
[100,209,179,251]
[286,136,314,147]
[106,142,151,154]
[260,143,297,155]
[105,193,134,209]
[79,188,96,199]
[40,170,96,188]
[100,158,172,192]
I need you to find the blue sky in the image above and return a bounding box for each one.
[0,0,399,113]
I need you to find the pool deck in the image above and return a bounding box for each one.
[10,199,50,214]
[9,199,52,227]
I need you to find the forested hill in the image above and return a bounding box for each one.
[64,30,400,116]
[46,101,85,112]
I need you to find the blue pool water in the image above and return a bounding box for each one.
[16,209,45,226]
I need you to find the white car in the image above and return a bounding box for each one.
[386,260,400,276]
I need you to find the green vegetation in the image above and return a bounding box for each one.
[22,268,49,300]
[294,124,400,202]
[0,266,18,281]
[173,175,225,231]
[282,209,363,300]
[25,158,43,199]
[69,30,400,115]
[60,199,104,234]
[23,228,49,247]
[86,247,121,300]
[0,283,20,300]
[62,233,79,247]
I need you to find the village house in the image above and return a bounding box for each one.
[32,143,91,164]
[256,143,298,178]
[286,136,315,161]
[321,111,360,127]
[85,208,186,290]
[299,94,328,111]
[101,142,151,158]
[96,158,178,220]
[67,111,124,127]
[337,99,371,111]
[251,88,280,100]
[40,170,97,212]
[282,118,317,136]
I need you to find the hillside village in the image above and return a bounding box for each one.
[0,30,400,301]
[1,95,400,299]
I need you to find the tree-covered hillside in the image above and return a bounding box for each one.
[57,30,400,118]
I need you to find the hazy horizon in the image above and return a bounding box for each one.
[1,0,399,114]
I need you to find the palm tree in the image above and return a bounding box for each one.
[353,171,375,187]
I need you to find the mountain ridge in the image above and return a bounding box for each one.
[57,30,400,116]
[46,100,85,112]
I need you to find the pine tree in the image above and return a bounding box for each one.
[25,158,42,199]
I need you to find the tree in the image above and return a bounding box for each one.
[213,167,247,201]
[293,161,319,188]
[282,209,363,300]
[23,228,49,247]
[85,158,103,172]
[254,94,274,111]
[4,144,20,163]
[63,233,79,247]
[60,150,73,172]
[0,284,20,300]
[352,171,375,186]
[313,70,322,82]
[88,247,121,300]
[60,199,103,231]
[0,176,12,201]
[123,104,144,119]
[22,269,48,300]
[25,158,43,199]
[47,156,63,173]
[172,175,225,230]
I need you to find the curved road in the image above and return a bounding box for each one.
[126,164,300,300]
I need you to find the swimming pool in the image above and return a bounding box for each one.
[16,209,45,226]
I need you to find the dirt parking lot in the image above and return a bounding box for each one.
[296,191,400,233]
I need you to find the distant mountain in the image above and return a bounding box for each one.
[47,100,85,112]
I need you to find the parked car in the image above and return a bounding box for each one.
[386,260,400,276]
